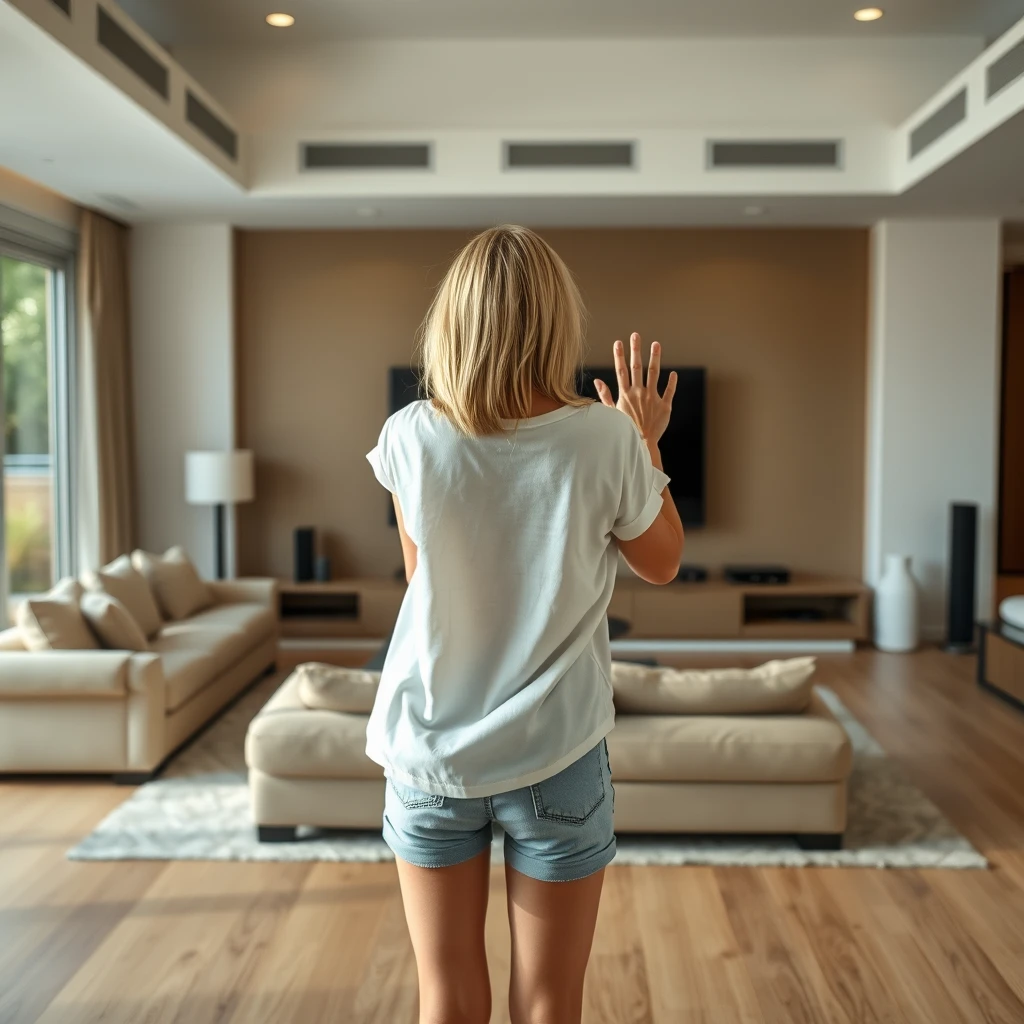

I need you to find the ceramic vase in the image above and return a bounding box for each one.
[875,554,920,653]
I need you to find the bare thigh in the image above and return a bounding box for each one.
[395,850,493,1024]
[505,864,606,1024]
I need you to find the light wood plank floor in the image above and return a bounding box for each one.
[2,648,1024,1023]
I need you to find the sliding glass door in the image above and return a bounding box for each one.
[0,245,74,619]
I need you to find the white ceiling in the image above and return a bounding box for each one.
[114,0,1023,47]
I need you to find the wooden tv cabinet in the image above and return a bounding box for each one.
[978,621,1024,711]
[608,574,870,642]
[277,574,871,648]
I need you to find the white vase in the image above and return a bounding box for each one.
[874,555,920,653]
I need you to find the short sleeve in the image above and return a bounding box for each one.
[612,423,671,542]
[366,419,395,492]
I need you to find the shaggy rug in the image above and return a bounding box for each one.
[68,674,987,869]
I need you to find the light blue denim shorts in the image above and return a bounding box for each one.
[382,739,616,882]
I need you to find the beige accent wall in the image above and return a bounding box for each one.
[236,228,868,581]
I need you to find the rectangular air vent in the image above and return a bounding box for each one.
[708,140,841,169]
[49,0,70,14]
[302,143,431,170]
[97,7,169,99]
[909,89,966,158]
[186,91,238,161]
[504,142,634,169]
[987,38,1024,100]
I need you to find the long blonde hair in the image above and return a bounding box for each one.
[417,225,590,435]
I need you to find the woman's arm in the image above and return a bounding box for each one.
[595,333,685,586]
[393,495,418,583]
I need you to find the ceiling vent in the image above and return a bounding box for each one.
[987,38,1024,101]
[908,89,966,159]
[96,194,141,212]
[186,91,238,161]
[97,7,169,100]
[504,142,634,169]
[48,0,70,14]
[301,143,431,170]
[708,140,841,169]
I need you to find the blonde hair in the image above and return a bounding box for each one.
[417,225,590,435]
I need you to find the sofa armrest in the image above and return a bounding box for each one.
[0,651,132,698]
[207,578,278,609]
[0,627,26,652]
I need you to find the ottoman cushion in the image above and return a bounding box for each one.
[296,663,379,714]
[606,690,851,783]
[245,670,380,780]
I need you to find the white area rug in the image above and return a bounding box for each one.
[68,674,987,869]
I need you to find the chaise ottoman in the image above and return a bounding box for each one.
[246,658,852,848]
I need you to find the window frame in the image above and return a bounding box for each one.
[0,210,78,610]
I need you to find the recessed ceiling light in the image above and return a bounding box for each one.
[854,8,884,21]
[266,12,295,27]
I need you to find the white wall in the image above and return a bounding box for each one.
[865,220,1002,638]
[131,223,236,578]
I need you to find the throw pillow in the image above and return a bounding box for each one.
[80,591,150,651]
[296,663,380,714]
[83,554,163,639]
[15,578,99,652]
[132,546,211,621]
[610,656,817,715]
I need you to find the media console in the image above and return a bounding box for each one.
[277,574,870,667]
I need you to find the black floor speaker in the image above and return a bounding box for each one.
[946,503,978,653]
[294,527,315,583]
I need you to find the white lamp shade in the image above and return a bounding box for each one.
[185,450,255,505]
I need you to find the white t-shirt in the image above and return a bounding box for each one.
[365,399,669,798]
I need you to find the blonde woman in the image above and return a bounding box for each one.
[366,225,684,1024]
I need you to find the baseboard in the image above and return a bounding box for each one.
[280,636,857,655]
[610,639,856,655]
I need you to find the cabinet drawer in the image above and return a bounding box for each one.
[629,587,742,638]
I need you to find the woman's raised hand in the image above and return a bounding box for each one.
[594,332,677,443]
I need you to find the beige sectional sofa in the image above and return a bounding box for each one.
[246,658,853,849]
[0,561,277,781]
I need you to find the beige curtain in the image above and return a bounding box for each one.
[77,210,136,570]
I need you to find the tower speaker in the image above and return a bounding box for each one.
[946,503,978,652]
[294,527,315,583]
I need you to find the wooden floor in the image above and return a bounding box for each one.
[2,648,1024,1023]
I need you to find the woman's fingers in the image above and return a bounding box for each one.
[594,379,616,407]
[662,370,678,406]
[613,340,630,394]
[647,341,662,393]
[630,333,643,388]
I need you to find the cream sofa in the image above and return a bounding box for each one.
[246,659,853,849]
[0,578,278,781]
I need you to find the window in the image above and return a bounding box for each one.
[0,232,74,617]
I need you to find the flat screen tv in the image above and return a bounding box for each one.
[388,365,706,527]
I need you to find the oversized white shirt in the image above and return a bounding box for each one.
[365,399,669,798]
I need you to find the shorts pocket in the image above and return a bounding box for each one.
[530,743,607,826]
[388,777,445,809]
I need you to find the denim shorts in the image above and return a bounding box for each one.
[382,739,616,882]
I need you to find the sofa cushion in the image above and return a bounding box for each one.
[132,546,212,621]
[610,657,816,715]
[0,627,26,652]
[84,555,163,639]
[148,632,220,711]
[156,603,275,676]
[15,579,99,652]
[296,663,379,714]
[246,672,380,779]
[606,690,851,783]
[80,592,150,651]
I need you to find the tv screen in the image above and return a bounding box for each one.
[387,365,706,527]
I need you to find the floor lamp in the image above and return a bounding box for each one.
[185,450,255,579]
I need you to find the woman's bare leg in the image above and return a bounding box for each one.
[505,865,606,1024]
[395,850,492,1024]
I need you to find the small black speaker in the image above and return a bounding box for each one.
[294,527,315,583]
[946,503,978,652]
